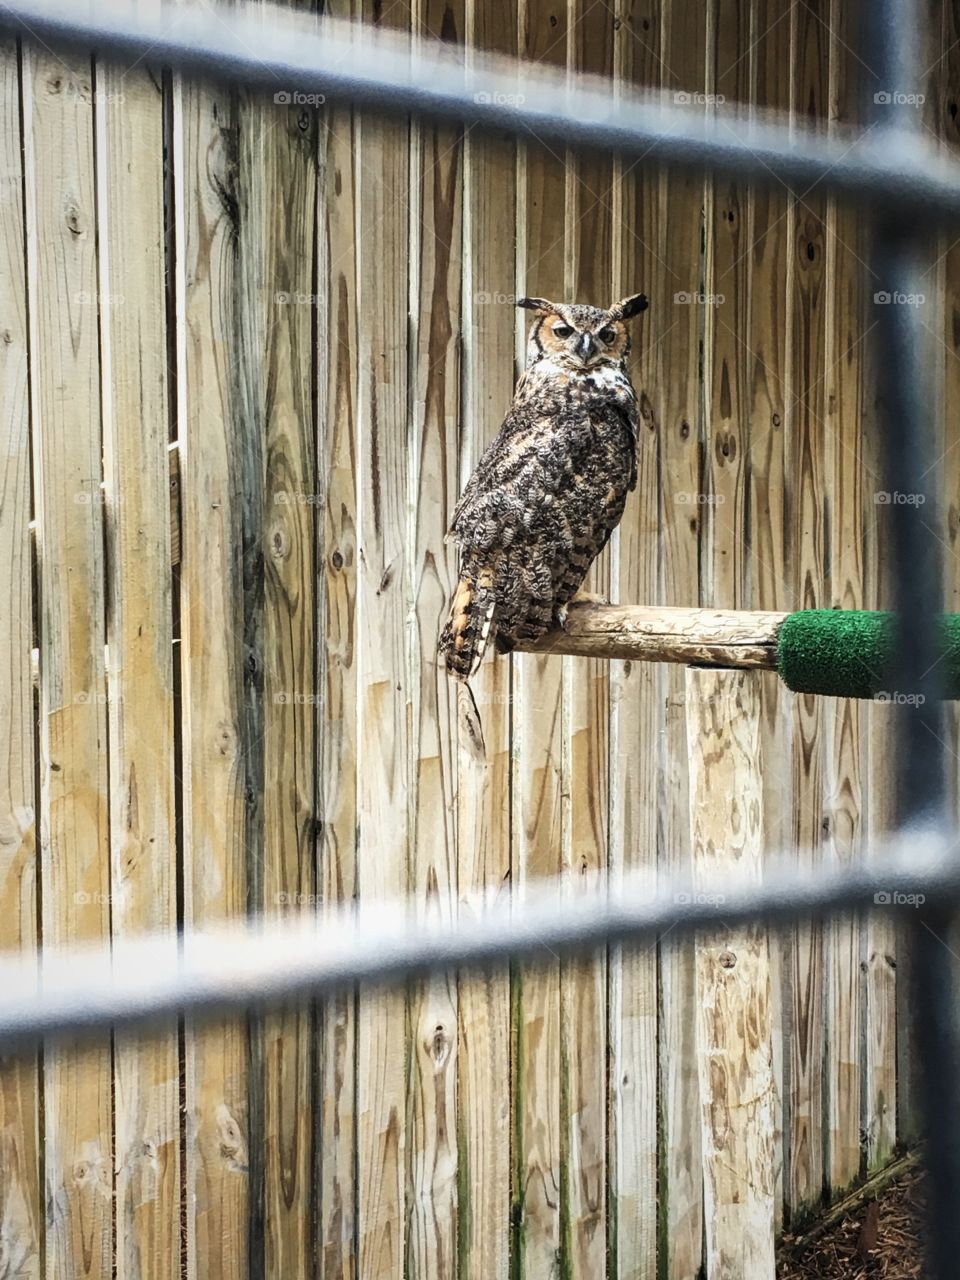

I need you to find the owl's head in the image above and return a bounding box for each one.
[517,293,648,370]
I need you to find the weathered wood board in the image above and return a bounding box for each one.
[97,43,180,1280]
[562,5,615,1275]
[783,0,828,1224]
[456,3,517,1276]
[175,65,250,1280]
[746,0,792,1229]
[512,2,568,1274]
[24,43,113,1280]
[0,37,40,1280]
[822,0,865,1197]
[607,8,662,1275]
[255,31,319,1275]
[407,3,464,1276]
[355,4,412,1275]
[656,3,708,1272]
[317,24,361,1279]
[688,668,776,1280]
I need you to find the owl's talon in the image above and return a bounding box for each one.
[571,591,610,607]
[555,604,569,631]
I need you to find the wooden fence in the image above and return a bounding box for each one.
[1,0,959,1276]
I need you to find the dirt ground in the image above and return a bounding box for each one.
[777,1164,925,1279]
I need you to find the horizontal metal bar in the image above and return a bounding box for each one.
[2,1,960,223]
[0,826,952,1045]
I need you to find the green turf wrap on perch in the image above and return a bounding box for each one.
[776,609,960,699]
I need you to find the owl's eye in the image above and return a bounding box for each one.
[553,324,573,338]
[598,326,616,343]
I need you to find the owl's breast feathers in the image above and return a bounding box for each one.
[439,365,640,678]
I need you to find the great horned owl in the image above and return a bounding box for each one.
[439,292,647,681]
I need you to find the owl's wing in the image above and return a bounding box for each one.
[611,383,639,492]
[447,469,482,539]
[447,402,529,538]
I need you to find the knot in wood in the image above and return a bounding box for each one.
[429,1024,452,1067]
[715,430,737,463]
[718,949,737,969]
[214,720,236,757]
[269,522,288,559]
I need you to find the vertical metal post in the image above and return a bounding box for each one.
[867,4,960,1275]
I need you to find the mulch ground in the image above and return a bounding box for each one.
[777,1164,925,1279]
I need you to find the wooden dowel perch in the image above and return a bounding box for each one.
[518,602,787,669]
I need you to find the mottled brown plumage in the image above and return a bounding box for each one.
[440,292,647,680]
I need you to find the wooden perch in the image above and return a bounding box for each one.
[516,602,788,669]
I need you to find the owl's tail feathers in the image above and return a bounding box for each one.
[438,570,497,679]
[439,570,496,760]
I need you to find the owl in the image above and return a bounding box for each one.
[439,291,648,682]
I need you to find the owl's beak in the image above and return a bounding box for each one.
[576,333,596,362]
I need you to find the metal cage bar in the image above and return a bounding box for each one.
[0,827,949,1043]
[866,3,960,1271]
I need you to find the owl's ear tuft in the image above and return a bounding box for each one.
[612,292,648,320]
[517,296,556,314]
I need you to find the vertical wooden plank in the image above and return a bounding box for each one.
[407,4,463,1277]
[317,8,359,1274]
[0,38,40,1280]
[656,2,707,1272]
[703,0,749,611]
[783,0,828,1226]
[174,61,249,1280]
[607,7,660,1276]
[822,0,864,1199]
[259,40,319,1280]
[513,1,566,1272]
[97,43,180,1280]
[355,3,411,1274]
[688,669,775,1280]
[456,1,516,1273]
[746,0,792,1232]
[23,44,113,1279]
[863,710,896,1170]
[563,6,614,1277]
[231,71,268,1280]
